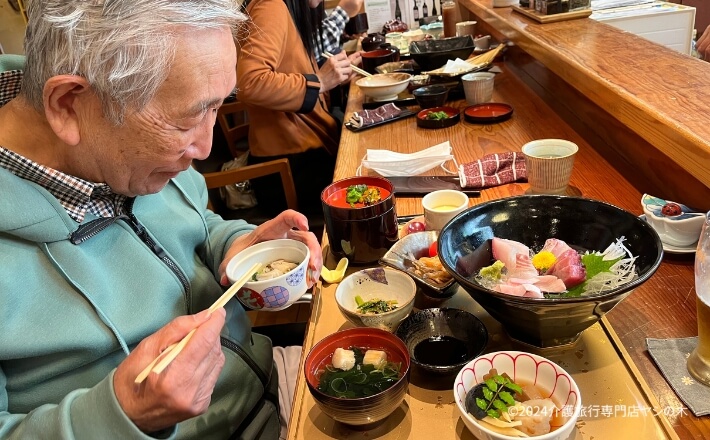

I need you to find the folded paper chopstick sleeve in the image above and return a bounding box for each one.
[458,151,527,189]
[348,103,402,128]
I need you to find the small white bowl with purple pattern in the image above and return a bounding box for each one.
[226,239,310,311]
[454,351,581,440]
[641,194,704,247]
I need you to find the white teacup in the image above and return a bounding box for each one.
[422,190,469,231]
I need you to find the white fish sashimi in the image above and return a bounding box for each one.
[492,238,531,271]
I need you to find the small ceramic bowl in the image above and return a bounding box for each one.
[395,308,488,376]
[304,327,411,427]
[416,106,460,129]
[641,194,704,247]
[380,230,458,299]
[225,239,310,311]
[335,267,416,332]
[454,351,581,440]
[356,73,412,101]
[412,85,450,109]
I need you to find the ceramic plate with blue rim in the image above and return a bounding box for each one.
[640,194,704,252]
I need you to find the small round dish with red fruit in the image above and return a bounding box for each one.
[416,106,461,129]
[379,230,458,299]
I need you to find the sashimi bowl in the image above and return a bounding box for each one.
[438,195,663,348]
[356,73,412,101]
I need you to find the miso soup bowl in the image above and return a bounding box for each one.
[454,351,581,440]
[225,239,310,311]
[321,176,399,265]
[304,327,411,427]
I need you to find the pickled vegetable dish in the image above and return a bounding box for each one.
[324,184,390,209]
[317,347,402,398]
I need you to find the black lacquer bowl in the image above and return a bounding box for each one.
[437,195,664,348]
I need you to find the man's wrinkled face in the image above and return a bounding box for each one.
[81,27,237,196]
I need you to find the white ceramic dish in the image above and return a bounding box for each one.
[641,194,704,248]
[225,239,310,311]
[454,351,581,440]
[356,73,411,102]
[639,215,697,254]
[335,267,416,332]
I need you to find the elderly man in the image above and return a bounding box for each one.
[0,1,322,439]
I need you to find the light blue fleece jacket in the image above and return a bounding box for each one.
[0,163,281,439]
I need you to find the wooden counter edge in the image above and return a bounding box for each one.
[456,0,710,190]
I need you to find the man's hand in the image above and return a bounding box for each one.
[219,210,323,287]
[698,24,710,61]
[114,309,227,433]
[338,0,364,17]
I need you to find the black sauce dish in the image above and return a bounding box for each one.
[412,84,450,109]
[437,195,664,348]
[395,308,488,376]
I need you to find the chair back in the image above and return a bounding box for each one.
[217,100,250,158]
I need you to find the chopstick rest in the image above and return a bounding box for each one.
[134,262,262,384]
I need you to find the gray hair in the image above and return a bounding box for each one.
[21,0,246,124]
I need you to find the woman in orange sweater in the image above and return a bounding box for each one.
[237,0,362,217]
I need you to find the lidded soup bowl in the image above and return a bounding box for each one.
[321,176,399,265]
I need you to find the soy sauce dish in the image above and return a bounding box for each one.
[395,308,488,375]
[416,106,460,129]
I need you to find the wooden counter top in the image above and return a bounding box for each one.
[292,59,710,438]
[457,0,710,195]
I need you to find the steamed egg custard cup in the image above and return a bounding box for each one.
[225,239,310,311]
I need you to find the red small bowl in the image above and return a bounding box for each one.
[304,327,411,427]
[463,102,513,124]
[416,106,460,129]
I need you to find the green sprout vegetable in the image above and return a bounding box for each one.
[354,295,398,314]
[345,184,382,207]
[471,374,523,419]
[426,111,450,120]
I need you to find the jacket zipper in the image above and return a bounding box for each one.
[220,336,269,387]
[68,199,192,313]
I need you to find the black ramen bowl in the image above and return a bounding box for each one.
[409,35,475,72]
[438,195,664,348]
[321,176,399,265]
[395,308,488,376]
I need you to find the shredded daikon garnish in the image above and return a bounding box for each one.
[578,237,638,296]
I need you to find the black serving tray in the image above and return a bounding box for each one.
[344,109,417,132]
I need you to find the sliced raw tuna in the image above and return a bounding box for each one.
[541,238,574,258]
[546,249,586,288]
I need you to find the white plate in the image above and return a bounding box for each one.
[639,215,697,255]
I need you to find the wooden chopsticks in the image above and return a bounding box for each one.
[323,51,372,77]
[134,262,262,384]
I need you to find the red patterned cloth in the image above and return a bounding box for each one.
[458,152,527,189]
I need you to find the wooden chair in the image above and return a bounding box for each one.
[196,100,298,216]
